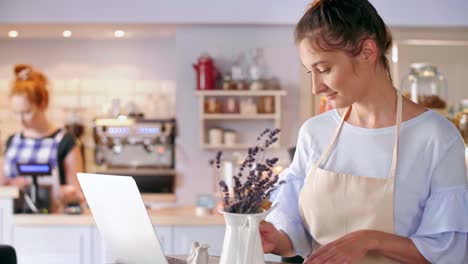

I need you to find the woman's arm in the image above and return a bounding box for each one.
[0,160,28,188]
[63,144,83,188]
[62,144,85,203]
[0,163,7,185]
[263,123,315,258]
[304,230,429,264]
[368,231,429,264]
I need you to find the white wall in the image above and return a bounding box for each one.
[0,0,468,27]
[0,38,176,80]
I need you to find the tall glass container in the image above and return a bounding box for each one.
[401,63,448,114]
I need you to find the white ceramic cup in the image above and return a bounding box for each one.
[209,128,223,146]
[224,131,237,146]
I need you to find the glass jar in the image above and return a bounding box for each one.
[458,111,468,143]
[258,96,275,114]
[204,97,222,113]
[222,74,235,90]
[454,99,468,144]
[401,63,448,111]
[222,97,239,113]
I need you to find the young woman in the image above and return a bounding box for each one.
[1,64,84,212]
[261,1,468,263]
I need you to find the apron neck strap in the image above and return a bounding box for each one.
[316,90,403,180]
[389,91,402,179]
[316,106,351,167]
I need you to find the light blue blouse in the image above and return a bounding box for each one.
[266,110,468,263]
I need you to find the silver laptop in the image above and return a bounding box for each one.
[77,173,186,264]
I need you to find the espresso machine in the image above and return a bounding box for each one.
[93,117,177,203]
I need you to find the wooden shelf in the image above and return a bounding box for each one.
[202,144,250,150]
[195,90,287,96]
[94,168,177,176]
[202,143,279,150]
[202,113,276,120]
[142,194,176,203]
[197,89,285,151]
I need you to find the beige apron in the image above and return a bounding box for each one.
[298,93,402,264]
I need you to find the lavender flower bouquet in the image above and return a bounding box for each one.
[213,128,284,214]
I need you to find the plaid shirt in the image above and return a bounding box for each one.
[3,129,65,178]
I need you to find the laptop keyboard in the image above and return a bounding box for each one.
[166,256,188,264]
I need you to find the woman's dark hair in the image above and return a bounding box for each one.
[295,0,393,80]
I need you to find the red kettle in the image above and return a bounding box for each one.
[193,54,218,90]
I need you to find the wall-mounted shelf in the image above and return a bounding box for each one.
[195,90,287,97]
[196,90,287,150]
[203,114,276,120]
[201,143,280,150]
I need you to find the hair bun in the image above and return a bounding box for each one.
[14,64,33,80]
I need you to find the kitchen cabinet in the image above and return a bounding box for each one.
[12,226,93,264]
[154,225,174,254]
[10,224,282,263]
[172,225,225,255]
[93,225,173,263]
[195,90,287,150]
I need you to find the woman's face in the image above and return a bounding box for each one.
[10,94,43,129]
[298,39,369,109]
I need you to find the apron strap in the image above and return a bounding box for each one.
[316,106,351,168]
[316,90,403,179]
[389,91,402,179]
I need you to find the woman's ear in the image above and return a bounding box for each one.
[360,39,379,65]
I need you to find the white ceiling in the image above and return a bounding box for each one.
[0,24,176,40]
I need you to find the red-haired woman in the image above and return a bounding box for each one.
[1,64,84,213]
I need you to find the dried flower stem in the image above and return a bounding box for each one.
[213,128,284,214]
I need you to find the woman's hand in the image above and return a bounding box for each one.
[59,185,85,205]
[260,220,296,257]
[7,177,30,190]
[259,220,281,253]
[303,230,378,264]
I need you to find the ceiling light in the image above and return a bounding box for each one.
[62,30,72,38]
[8,30,18,38]
[114,30,125,38]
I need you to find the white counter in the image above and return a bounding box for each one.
[0,186,19,199]
[13,206,224,226]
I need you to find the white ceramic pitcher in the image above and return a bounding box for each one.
[219,210,268,264]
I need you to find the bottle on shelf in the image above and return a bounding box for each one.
[248,48,266,91]
[258,96,275,114]
[231,52,249,91]
[222,97,239,114]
